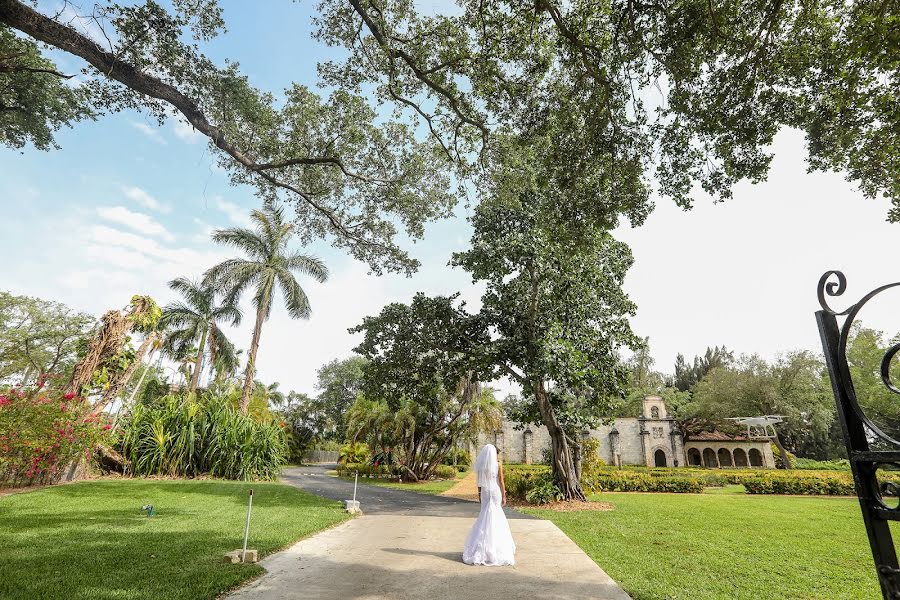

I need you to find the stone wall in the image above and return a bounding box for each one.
[472,396,776,470]
[472,414,686,467]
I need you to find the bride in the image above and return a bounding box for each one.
[463,444,516,566]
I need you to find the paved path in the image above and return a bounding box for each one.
[228,466,630,600]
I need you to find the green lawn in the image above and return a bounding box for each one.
[525,492,885,600]
[0,480,350,600]
[341,471,467,495]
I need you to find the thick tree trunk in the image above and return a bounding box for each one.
[535,380,585,501]
[772,432,793,469]
[240,305,265,415]
[94,332,157,416]
[189,326,208,393]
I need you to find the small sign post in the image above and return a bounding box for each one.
[242,489,253,563]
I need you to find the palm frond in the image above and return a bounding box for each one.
[276,268,312,320]
[284,251,329,283]
[167,277,212,312]
[211,303,243,327]
[159,303,203,329]
[210,227,268,261]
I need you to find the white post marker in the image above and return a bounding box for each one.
[344,471,361,513]
[242,489,253,562]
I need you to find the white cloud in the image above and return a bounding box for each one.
[130,121,167,145]
[96,206,175,242]
[192,218,215,244]
[122,186,169,213]
[215,198,252,226]
[172,118,206,144]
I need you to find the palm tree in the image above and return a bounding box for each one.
[255,380,286,408]
[159,277,242,393]
[204,205,328,414]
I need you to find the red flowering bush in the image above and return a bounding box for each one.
[0,379,111,486]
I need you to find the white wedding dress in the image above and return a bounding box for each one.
[463,444,516,566]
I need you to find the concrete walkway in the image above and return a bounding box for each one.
[228,466,630,600]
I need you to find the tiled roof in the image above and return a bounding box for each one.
[685,431,766,442]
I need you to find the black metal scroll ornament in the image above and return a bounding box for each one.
[816,271,900,599]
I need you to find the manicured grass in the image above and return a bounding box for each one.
[341,471,468,495]
[0,479,349,600]
[526,492,887,600]
[702,484,747,495]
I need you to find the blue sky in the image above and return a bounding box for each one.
[2,1,898,397]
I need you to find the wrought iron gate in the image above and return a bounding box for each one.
[816,270,900,599]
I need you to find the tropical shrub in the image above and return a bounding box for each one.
[336,462,393,478]
[0,381,111,486]
[539,446,553,465]
[503,466,564,504]
[339,441,370,465]
[442,446,471,467]
[433,465,458,479]
[525,477,565,505]
[580,438,606,478]
[121,393,287,480]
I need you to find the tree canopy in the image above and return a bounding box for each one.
[350,293,499,479]
[314,355,368,440]
[319,0,900,221]
[687,351,834,464]
[0,0,453,274]
[0,291,95,384]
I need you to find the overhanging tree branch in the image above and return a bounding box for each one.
[0,0,396,254]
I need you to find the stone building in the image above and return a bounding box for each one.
[475,395,775,469]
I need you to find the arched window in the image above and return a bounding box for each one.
[703,448,718,468]
[748,448,763,467]
[687,448,703,466]
[654,449,667,467]
[650,406,660,419]
[733,448,748,467]
[718,448,734,467]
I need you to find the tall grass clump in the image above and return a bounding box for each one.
[121,393,287,480]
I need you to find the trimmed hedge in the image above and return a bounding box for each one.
[584,471,705,494]
[742,474,855,496]
[509,463,881,500]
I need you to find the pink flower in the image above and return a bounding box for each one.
[63,392,77,401]
[0,396,9,406]
[102,424,112,431]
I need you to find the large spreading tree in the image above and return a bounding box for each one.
[350,293,501,481]
[0,291,94,385]
[452,179,640,499]
[0,0,453,275]
[320,0,899,221]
